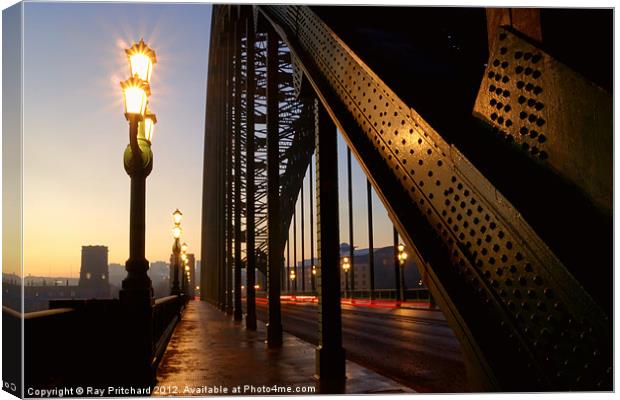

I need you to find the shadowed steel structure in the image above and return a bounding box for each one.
[200,5,612,392]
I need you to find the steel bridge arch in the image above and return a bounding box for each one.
[201,5,612,392]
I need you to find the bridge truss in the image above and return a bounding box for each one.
[201,5,612,392]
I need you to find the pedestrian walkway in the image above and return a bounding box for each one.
[155,301,414,395]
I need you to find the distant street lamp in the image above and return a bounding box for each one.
[311,265,317,293]
[170,209,182,295]
[289,270,296,296]
[181,242,189,295]
[397,243,407,302]
[342,257,350,298]
[120,39,157,300]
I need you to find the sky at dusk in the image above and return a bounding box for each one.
[22,2,212,277]
[18,1,397,278]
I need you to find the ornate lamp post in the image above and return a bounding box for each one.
[184,263,191,295]
[120,38,157,298]
[289,270,296,297]
[311,265,317,293]
[181,248,189,294]
[170,210,183,295]
[119,38,157,385]
[342,257,350,298]
[397,243,407,303]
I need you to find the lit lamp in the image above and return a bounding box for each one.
[181,243,190,295]
[173,209,183,225]
[120,39,157,304]
[121,76,149,118]
[142,110,157,143]
[170,210,182,296]
[397,244,407,266]
[289,270,296,296]
[125,38,157,83]
[342,257,350,297]
[311,265,317,293]
[342,257,350,272]
[181,257,188,294]
[397,243,407,303]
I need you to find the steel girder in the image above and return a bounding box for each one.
[257,5,611,391]
[249,25,316,274]
[206,7,319,284]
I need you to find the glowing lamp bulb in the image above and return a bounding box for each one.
[172,226,182,239]
[143,112,157,142]
[120,76,150,117]
[173,209,183,225]
[125,39,157,83]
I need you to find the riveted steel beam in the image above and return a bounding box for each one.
[474,27,612,215]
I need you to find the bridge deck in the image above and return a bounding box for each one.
[155,300,413,395]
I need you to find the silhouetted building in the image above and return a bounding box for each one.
[149,261,170,298]
[79,246,110,298]
[108,263,125,290]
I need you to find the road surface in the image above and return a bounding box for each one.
[255,299,468,393]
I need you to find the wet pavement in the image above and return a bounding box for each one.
[155,300,414,396]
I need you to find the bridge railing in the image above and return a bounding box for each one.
[152,294,189,368]
[3,294,189,390]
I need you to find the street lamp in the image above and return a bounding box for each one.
[181,243,189,295]
[170,210,182,295]
[289,270,296,296]
[120,39,157,301]
[397,244,407,265]
[184,259,191,295]
[342,257,350,298]
[397,243,407,302]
